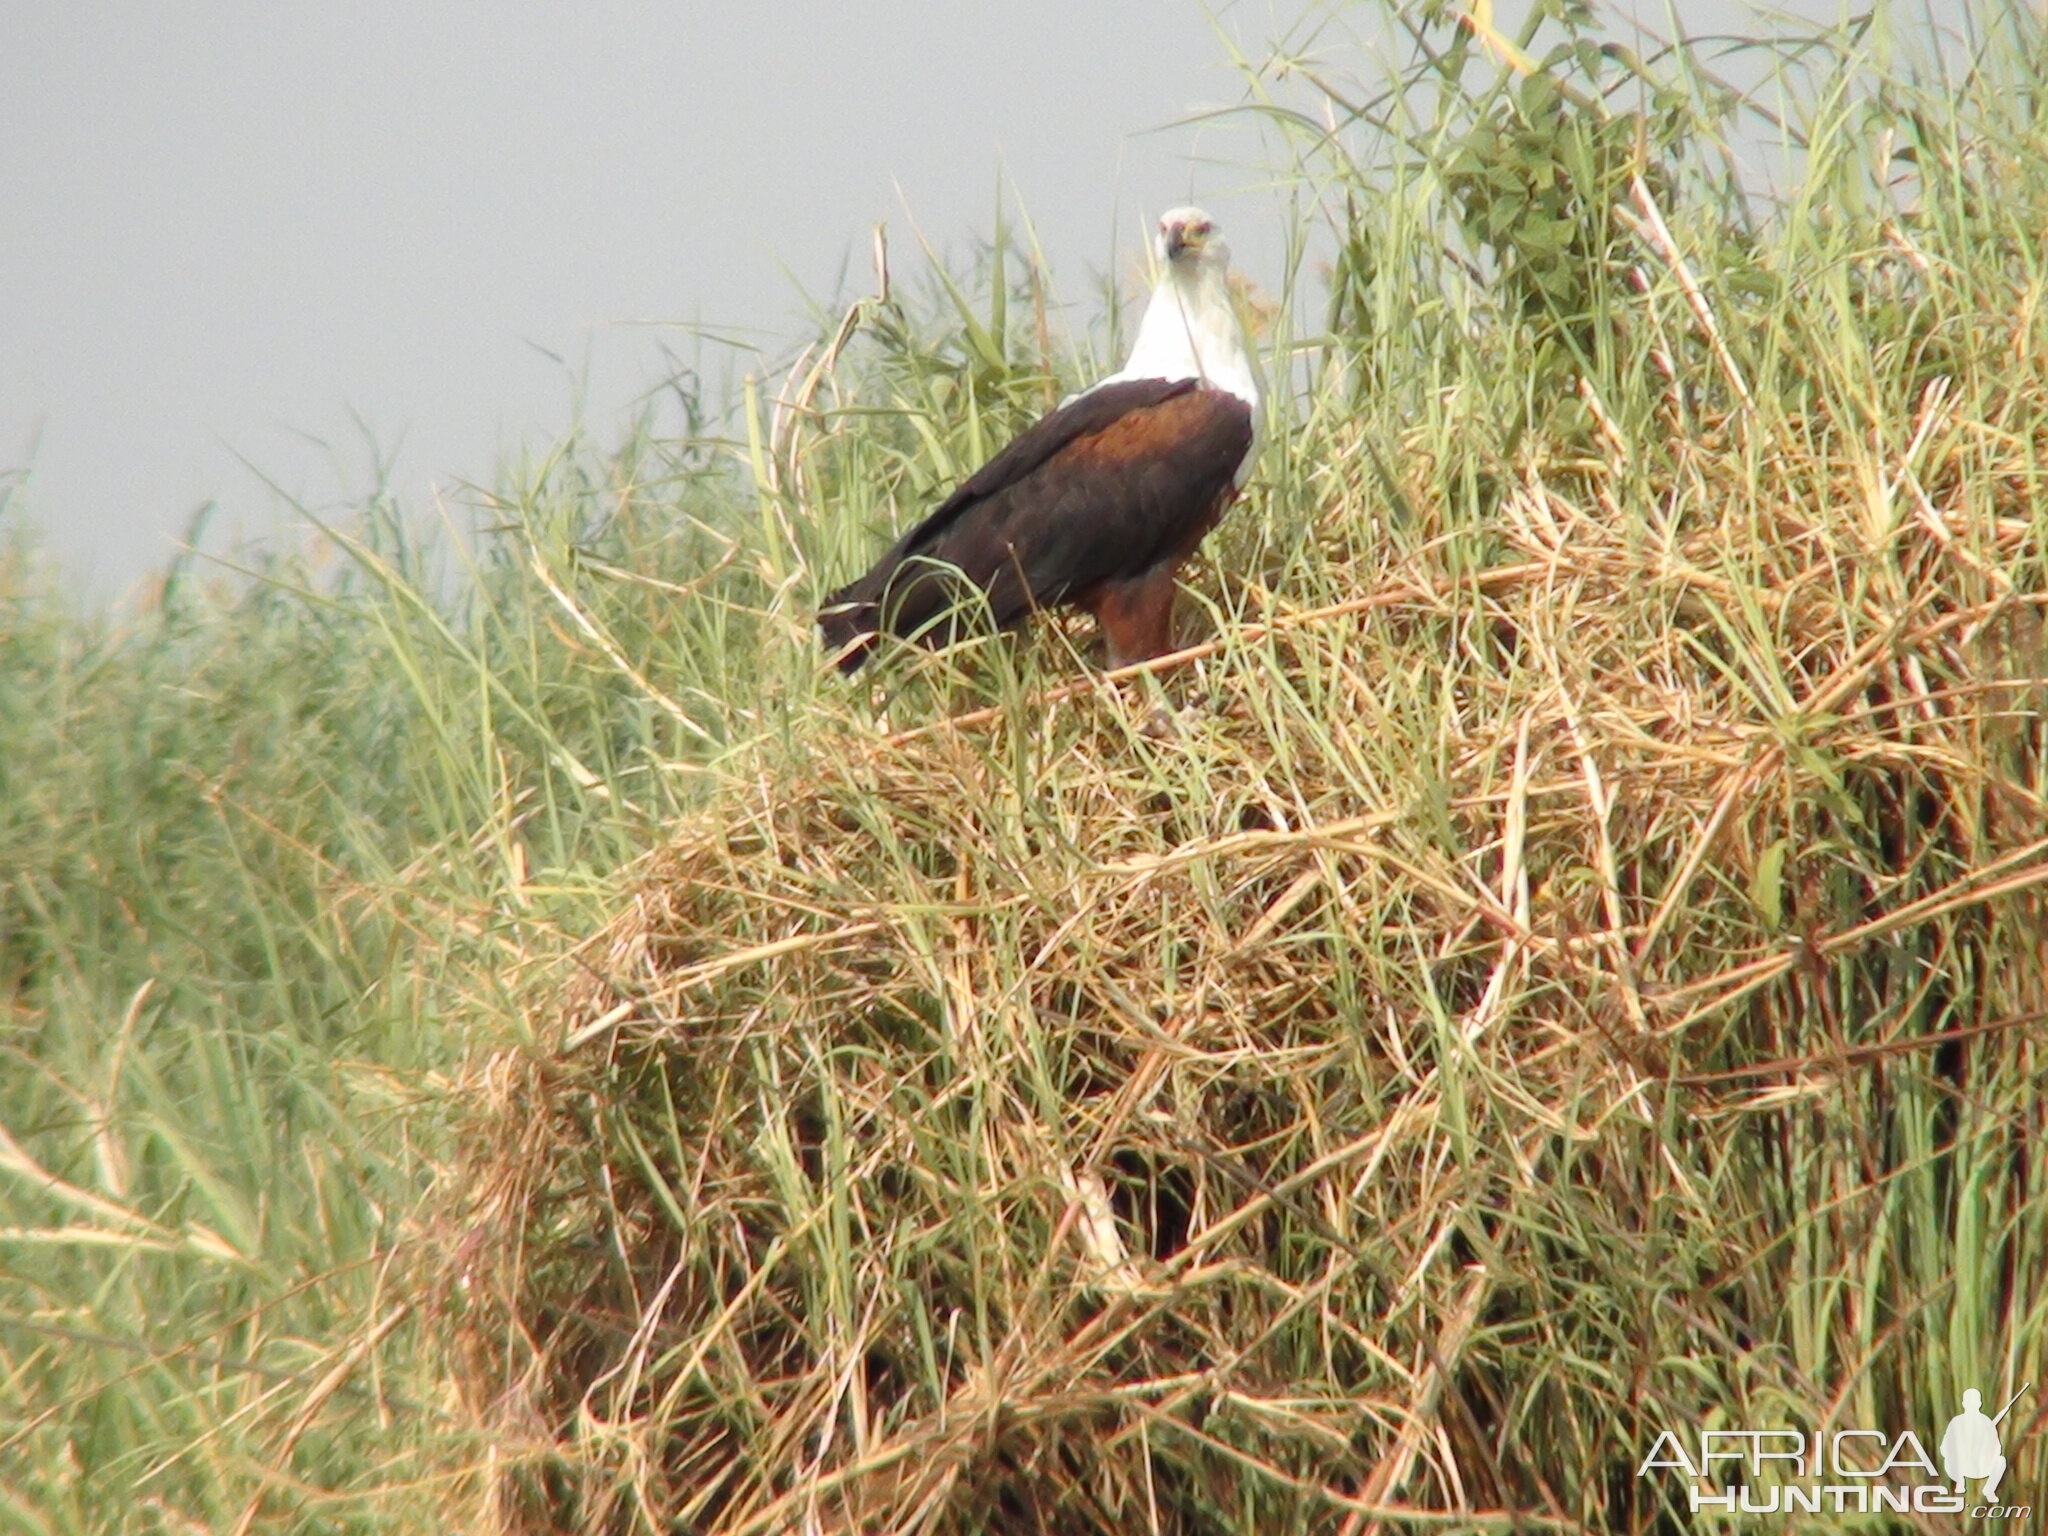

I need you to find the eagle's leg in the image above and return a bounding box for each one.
[1088,563,1182,670]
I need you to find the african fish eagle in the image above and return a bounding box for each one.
[818,206,1260,672]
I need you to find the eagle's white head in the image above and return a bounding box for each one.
[1157,205,1230,274]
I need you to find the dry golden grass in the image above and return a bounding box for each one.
[429,393,2048,1530]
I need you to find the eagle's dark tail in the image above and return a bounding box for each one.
[821,545,995,674]
[817,579,881,674]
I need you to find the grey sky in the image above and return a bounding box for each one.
[2,1,1849,601]
[3,2,1297,598]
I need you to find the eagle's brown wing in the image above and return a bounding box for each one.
[820,378,1253,670]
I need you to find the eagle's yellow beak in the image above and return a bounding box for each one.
[1164,217,1214,262]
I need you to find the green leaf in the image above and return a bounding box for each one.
[1753,837,1791,932]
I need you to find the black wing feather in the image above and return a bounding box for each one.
[885,378,1198,556]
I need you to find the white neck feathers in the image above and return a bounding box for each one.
[1103,258,1261,416]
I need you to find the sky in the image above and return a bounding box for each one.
[1,1,1845,602]
[1,2,1299,600]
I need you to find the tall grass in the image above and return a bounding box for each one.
[1,520,438,1532]
[0,439,765,1530]
[5,1,2048,1531]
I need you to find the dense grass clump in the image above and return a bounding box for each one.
[441,466,2048,1530]
[6,2,2048,1532]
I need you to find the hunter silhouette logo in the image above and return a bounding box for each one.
[1637,1382,2033,1519]
[1943,1386,2029,1504]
